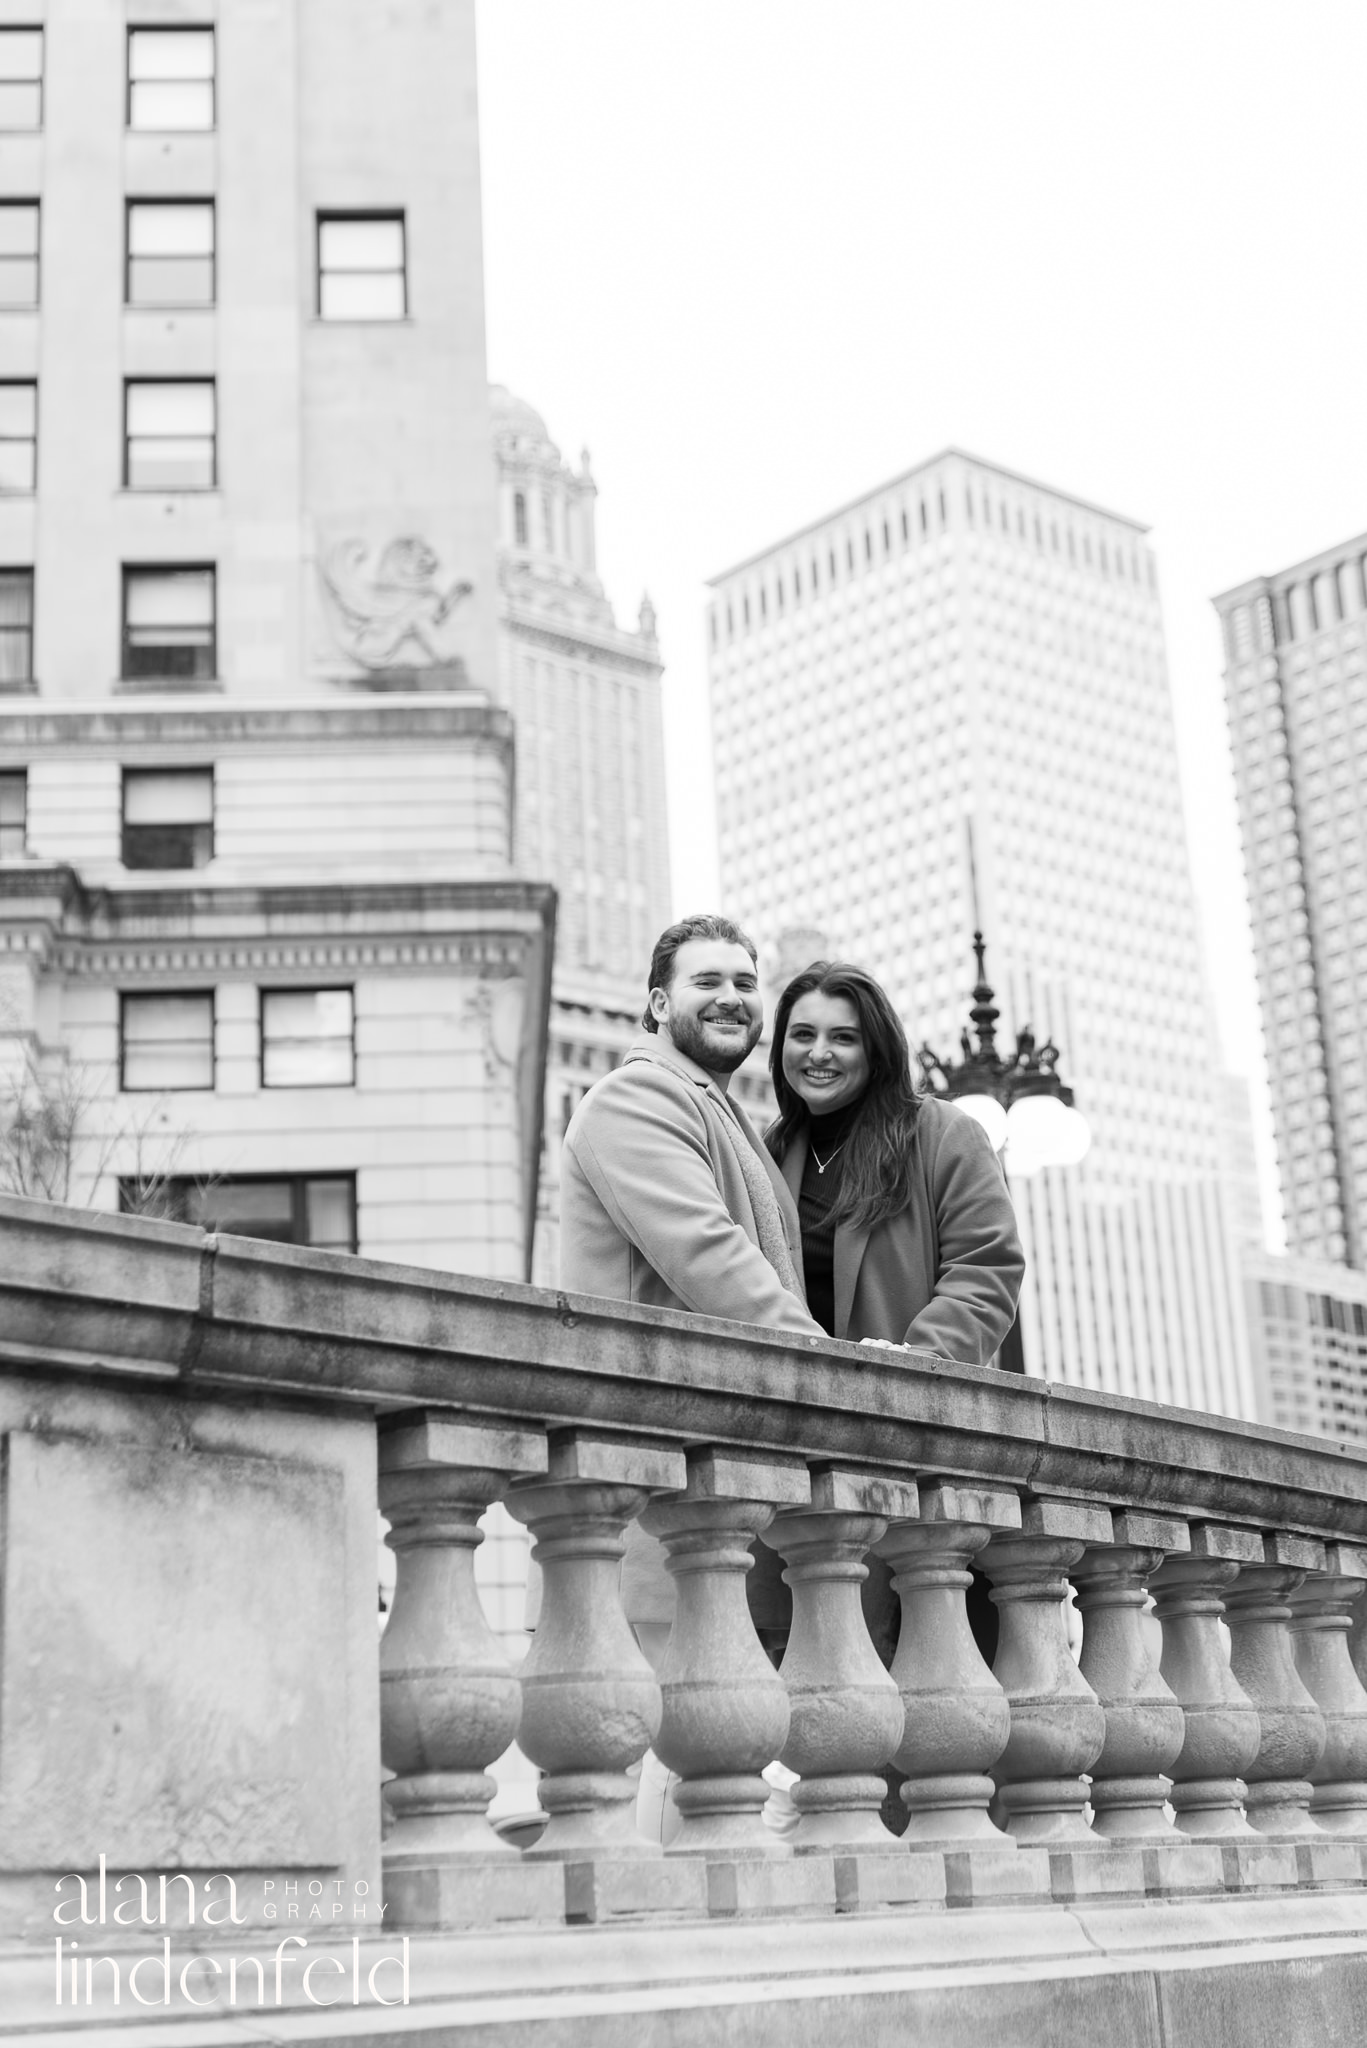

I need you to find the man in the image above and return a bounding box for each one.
[560,913,825,1337]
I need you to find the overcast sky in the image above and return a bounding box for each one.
[478,2,1367,1247]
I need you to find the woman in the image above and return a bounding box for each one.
[766,960,1023,1359]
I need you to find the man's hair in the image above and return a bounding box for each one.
[642,913,759,1031]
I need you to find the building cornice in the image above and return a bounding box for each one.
[0,866,557,981]
[0,696,512,756]
[1213,530,1367,611]
[501,605,662,677]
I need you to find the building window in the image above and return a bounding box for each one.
[0,201,39,307]
[0,767,24,853]
[122,566,215,682]
[127,25,214,131]
[122,767,213,869]
[0,27,41,129]
[0,567,33,686]
[120,991,215,1091]
[125,380,215,490]
[260,988,355,1089]
[316,213,406,320]
[513,491,527,546]
[126,201,214,307]
[0,381,35,491]
[121,1172,356,1252]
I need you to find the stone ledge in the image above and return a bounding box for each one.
[3,1892,1366,2046]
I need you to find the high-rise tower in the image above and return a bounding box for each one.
[708,449,1252,1416]
[1214,537,1367,1271]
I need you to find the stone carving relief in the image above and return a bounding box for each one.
[318,536,472,670]
[463,979,526,1084]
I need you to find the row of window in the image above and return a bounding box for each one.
[120,1173,357,1254]
[0,201,407,320]
[0,379,216,494]
[0,25,214,133]
[1,765,215,867]
[120,988,355,1092]
[0,566,213,688]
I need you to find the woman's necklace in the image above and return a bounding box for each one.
[811,1137,847,1175]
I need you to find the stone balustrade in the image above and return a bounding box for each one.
[4,1193,1367,2044]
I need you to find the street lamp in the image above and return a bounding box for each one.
[915,932,1091,1372]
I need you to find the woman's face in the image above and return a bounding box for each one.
[781,990,871,1115]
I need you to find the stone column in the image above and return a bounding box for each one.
[1073,1513,1189,1843]
[1151,1526,1262,1842]
[1149,1524,1299,1889]
[1289,1543,1367,1844]
[763,1468,940,1912]
[1224,1533,1327,1842]
[878,1481,1049,1905]
[640,1448,834,1917]
[378,1412,564,1927]
[506,1431,707,1922]
[979,1500,1112,1851]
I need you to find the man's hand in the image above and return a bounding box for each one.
[858,1337,909,1349]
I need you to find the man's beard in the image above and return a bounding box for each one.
[667,1008,762,1076]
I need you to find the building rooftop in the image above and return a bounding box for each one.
[708,446,1150,585]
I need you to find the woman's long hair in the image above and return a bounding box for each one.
[765,961,921,1231]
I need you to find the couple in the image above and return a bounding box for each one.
[561,910,1024,1359]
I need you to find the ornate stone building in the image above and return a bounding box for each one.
[490,385,672,1280]
[0,2,552,1282]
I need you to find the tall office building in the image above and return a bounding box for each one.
[1244,1250,1367,1444]
[1214,536,1367,1271]
[708,449,1253,1417]
[0,3,552,1280]
[490,384,672,1280]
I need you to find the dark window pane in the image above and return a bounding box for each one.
[0,768,24,853]
[123,1173,357,1253]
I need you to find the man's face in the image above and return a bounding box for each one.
[650,938,763,1076]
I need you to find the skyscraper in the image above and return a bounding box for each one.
[1213,536,1367,1271]
[490,385,672,1280]
[0,3,553,1280]
[708,448,1253,1416]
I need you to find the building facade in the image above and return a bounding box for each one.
[1214,536,1367,1272]
[1245,1248,1367,1444]
[0,2,552,1281]
[708,449,1253,1417]
[490,384,672,1281]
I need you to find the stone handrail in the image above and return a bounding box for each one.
[4,1190,1367,1940]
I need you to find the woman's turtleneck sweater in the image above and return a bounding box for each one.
[796,1096,864,1336]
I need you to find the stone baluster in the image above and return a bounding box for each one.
[1151,1525,1293,1890]
[1072,1513,1227,1897]
[1073,1513,1189,1843]
[1349,1579,1367,1693]
[1289,1545,1367,1849]
[639,1448,834,1917]
[762,1468,940,1912]
[506,1431,707,1923]
[1223,1533,1327,1846]
[979,1500,1112,1859]
[877,1481,1050,1906]
[378,1412,564,1927]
